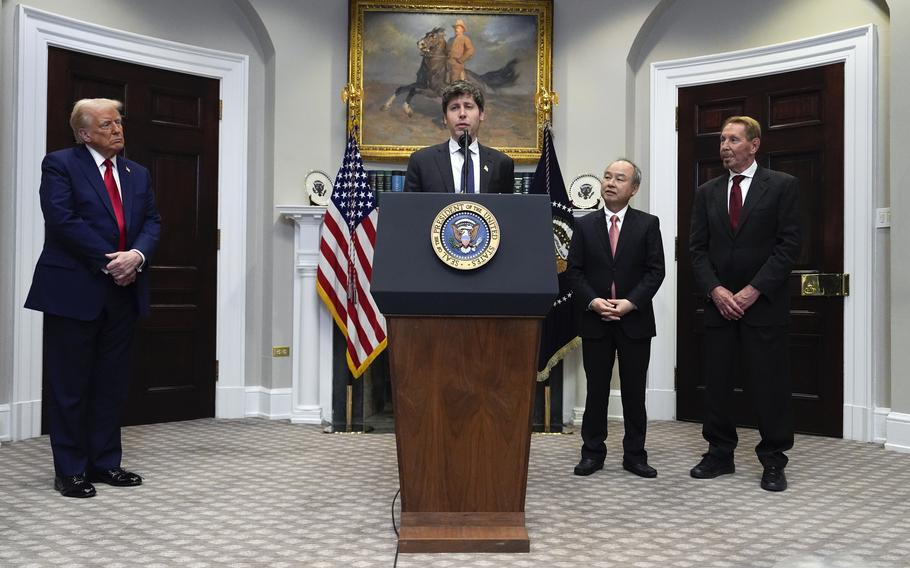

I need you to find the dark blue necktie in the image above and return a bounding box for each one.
[460,147,475,193]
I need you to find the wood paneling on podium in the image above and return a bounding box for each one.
[372,193,557,553]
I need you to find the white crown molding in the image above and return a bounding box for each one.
[12,5,250,440]
[649,25,877,441]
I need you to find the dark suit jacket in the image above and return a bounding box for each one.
[565,207,665,340]
[25,145,161,321]
[403,140,514,193]
[688,166,801,327]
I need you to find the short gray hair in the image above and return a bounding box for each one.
[611,158,642,187]
[70,98,123,143]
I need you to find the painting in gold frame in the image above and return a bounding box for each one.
[345,0,554,164]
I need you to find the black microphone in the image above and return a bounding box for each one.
[458,131,473,149]
[458,131,472,193]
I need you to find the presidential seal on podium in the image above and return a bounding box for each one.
[430,201,501,270]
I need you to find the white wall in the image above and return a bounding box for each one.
[1,0,903,436]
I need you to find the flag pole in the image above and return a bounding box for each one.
[544,383,552,434]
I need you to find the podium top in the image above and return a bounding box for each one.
[372,193,558,317]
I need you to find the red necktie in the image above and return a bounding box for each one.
[729,174,745,230]
[103,159,126,251]
[609,214,619,298]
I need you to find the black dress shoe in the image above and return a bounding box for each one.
[690,453,735,479]
[760,465,787,492]
[90,467,143,487]
[573,457,604,476]
[55,474,96,498]
[622,460,657,478]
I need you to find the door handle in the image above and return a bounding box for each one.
[800,273,849,297]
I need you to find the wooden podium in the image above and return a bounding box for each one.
[372,193,557,553]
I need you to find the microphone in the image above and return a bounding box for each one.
[458,131,472,193]
[458,131,473,149]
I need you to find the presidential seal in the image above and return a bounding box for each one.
[430,201,501,270]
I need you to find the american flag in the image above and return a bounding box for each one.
[316,133,387,378]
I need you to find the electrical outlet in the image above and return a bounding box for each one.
[875,207,891,228]
[272,346,290,357]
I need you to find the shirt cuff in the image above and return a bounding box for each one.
[131,249,147,272]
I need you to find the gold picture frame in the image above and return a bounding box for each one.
[346,0,554,164]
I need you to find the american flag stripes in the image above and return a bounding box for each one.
[316,133,387,378]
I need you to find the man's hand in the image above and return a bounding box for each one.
[733,284,761,312]
[105,250,142,286]
[603,298,635,320]
[590,298,635,321]
[710,286,745,320]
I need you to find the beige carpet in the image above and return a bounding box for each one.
[1,418,909,567]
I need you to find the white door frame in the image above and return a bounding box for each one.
[648,25,877,441]
[10,5,250,441]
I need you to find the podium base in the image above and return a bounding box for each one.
[321,424,374,434]
[398,512,530,553]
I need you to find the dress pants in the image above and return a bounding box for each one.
[580,323,651,463]
[44,281,137,476]
[702,321,793,468]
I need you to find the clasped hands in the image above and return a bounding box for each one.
[105,250,142,286]
[710,284,760,320]
[590,297,635,321]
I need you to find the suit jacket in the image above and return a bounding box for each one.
[25,145,162,321]
[403,141,514,194]
[688,166,801,327]
[565,207,665,340]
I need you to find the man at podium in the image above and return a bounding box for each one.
[566,159,665,478]
[403,81,514,194]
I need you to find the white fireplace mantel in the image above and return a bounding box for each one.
[278,205,333,424]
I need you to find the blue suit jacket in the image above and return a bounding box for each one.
[25,145,161,321]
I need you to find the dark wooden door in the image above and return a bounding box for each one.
[676,64,844,437]
[43,46,219,426]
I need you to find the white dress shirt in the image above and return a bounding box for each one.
[448,137,480,193]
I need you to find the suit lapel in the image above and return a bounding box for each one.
[479,144,491,193]
[433,142,456,193]
[613,208,638,262]
[736,166,768,232]
[118,158,134,234]
[74,145,118,223]
[595,210,614,261]
[711,176,734,238]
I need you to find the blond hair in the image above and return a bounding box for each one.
[69,98,123,144]
[722,115,761,140]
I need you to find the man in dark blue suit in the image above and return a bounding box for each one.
[25,98,161,498]
[566,159,665,478]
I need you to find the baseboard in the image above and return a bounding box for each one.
[607,389,624,420]
[572,406,584,425]
[0,404,10,442]
[647,386,676,421]
[571,390,625,425]
[873,406,890,444]
[884,411,910,453]
[244,387,292,419]
[573,388,674,425]
[216,385,246,419]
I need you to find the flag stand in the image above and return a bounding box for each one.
[323,383,372,434]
